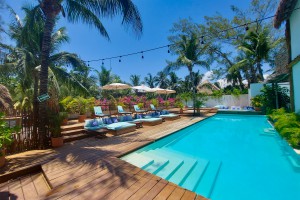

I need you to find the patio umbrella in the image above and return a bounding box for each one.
[155,88,176,94]
[131,84,155,93]
[102,83,131,90]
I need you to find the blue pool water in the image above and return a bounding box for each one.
[121,114,300,200]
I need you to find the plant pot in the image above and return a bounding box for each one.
[78,115,87,122]
[61,118,68,126]
[51,137,63,148]
[254,107,261,111]
[179,108,183,114]
[0,150,6,168]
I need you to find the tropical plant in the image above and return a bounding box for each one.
[260,85,290,112]
[180,92,192,107]
[0,112,20,156]
[32,0,142,147]
[154,71,169,89]
[251,95,264,107]
[48,111,66,138]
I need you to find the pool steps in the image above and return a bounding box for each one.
[122,148,222,198]
[195,160,222,198]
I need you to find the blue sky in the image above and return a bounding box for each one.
[3,0,252,83]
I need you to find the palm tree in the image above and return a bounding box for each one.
[234,28,281,83]
[33,0,143,147]
[95,66,113,87]
[144,73,155,88]
[168,72,181,92]
[154,71,169,89]
[165,32,211,115]
[130,74,140,86]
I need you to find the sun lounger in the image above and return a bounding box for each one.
[117,105,132,115]
[94,106,110,117]
[158,110,180,121]
[102,117,136,135]
[150,104,161,112]
[84,118,107,131]
[133,105,147,113]
[120,114,162,126]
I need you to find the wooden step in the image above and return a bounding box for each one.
[63,133,91,143]
[61,123,84,132]
[62,129,85,136]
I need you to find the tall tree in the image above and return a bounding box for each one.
[130,74,140,86]
[154,71,169,89]
[165,32,211,115]
[144,73,155,88]
[34,0,142,147]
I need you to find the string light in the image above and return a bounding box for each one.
[83,6,300,65]
[102,59,104,65]
[200,36,204,44]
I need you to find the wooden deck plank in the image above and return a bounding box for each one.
[140,179,168,200]
[127,178,160,200]
[195,195,208,200]
[167,187,186,200]
[20,175,39,200]
[104,170,148,200]
[0,181,9,200]
[8,178,25,200]
[181,190,197,200]
[31,173,50,196]
[153,182,176,200]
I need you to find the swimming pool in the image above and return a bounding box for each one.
[121,114,300,200]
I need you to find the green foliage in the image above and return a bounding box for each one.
[151,99,159,107]
[48,111,66,138]
[260,85,290,112]
[66,97,89,115]
[211,90,223,99]
[251,95,264,107]
[175,101,184,109]
[0,112,20,156]
[268,109,300,149]
[60,96,73,112]
[137,102,144,109]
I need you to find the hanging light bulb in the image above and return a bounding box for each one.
[87,62,90,66]
[141,51,144,59]
[119,56,122,62]
[245,23,249,31]
[201,36,204,44]
[102,59,104,65]
[168,45,170,53]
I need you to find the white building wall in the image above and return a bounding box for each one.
[290,1,300,113]
[203,94,250,107]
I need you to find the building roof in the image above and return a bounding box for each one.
[274,0,299,28]
[197,80,220,94]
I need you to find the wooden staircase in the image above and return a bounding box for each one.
[61,120,92,143]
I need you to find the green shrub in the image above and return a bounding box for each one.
[268,109,300,148]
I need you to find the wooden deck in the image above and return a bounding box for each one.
[0,114,215,200]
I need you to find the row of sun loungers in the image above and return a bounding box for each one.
[84,104,180,136]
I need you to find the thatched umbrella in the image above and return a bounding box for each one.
[197,80,220,95]
[0,84,13,112]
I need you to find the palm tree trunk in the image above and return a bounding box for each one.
[33,71,39,147]
[38,3,58,148]
[189,70,196,116]
[257,61,264,81]
[237,71,244,90]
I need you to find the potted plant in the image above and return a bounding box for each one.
[176,101,184,114]
[0,112,20,167]
[68,97,88,122]
[251,95,264,111]
[49,111,65,148]
[60,112,68,125]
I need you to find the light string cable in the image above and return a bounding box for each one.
[84,6,300,65]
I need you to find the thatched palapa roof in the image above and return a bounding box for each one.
[197,80,220,95]
[274,0,299,28]
[0,84,13,111]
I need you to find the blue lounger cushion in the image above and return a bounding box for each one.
[106,122,135,130]
[84,119,106,131]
